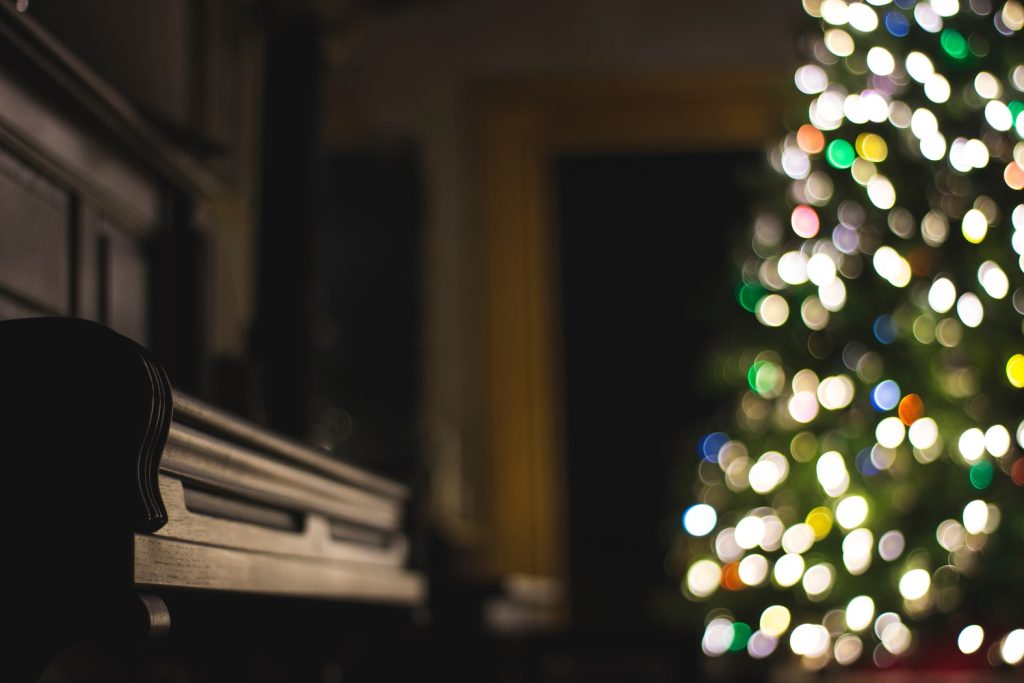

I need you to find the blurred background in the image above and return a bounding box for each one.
[0,0,805,680]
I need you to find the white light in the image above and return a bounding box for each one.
[863,91,889,122]
[978,261,1009,299]
[882,622,913,655]
[760,605,792,637]
[963,499,989,534]
[962,209,988,243]
[774,553,806,587]
[958,428,986,462]
[807,253,838,286]
[878,530,905,561]
[899,568,931,600]
[789,391,820,424]
[818,375,855,410]
[936,519,966,551]
[842,527,874,575]
[683,504,718,536]
[817,451,850,496]
[795,64,829,94]
[924,74,951,103]
[824,28,855,57]
[974,72,1002,99]
[834,634,863,666]
[686,559,721,598]
[928,277,957,313]
[757,294,790,327]
[821,0,851,24]
[930,0,959,17]
[702,618,733,656]
[845,93,870,124]
[749,452,789,494]
[889,100,913,128]
[956,293,984,328]
[921,210,949,246]
[783,523,815,554]
[875,612,901,639]
[715,527,743,562]
[739,553,770,586]
[747,630,779,659]
[964,138,990,168]
[958,625,985,655]
[867,47,894,75]
[867,175,897,210]
[914,2,943,31]
[802,563,835,598]
[876,416,906,448]
[736,515,767,549]
[845,595,876,632]
[761,515,785,551]
[779,251,810,285]
[985,100,1013,131]
[811,91,846,130]
[790,623,831,658]
[848,2,879,30]
[906,53,935,83]
[819,278,847,311]
[920,133,947,161]
[1001,629,1024,666]
[949,138,973,173]
[985,425,1011,457]
[783,147,811,179]
[836,495,869,529]
[909,417,939,449]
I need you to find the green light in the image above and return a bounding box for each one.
[747,361,779,396]
[728,622,752,652]
[825,139,856,169]
[748,361,765,391]
[737,283,765,313]
[970,461,994,490]
[940,29,969,60]
[1009,101,1024,123]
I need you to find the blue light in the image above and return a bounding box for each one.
[873,315,897,345]
[893,0,915,9]
[884,11,911,37]
[855,448,880,476]
[697,432,729,462]
[871,380,901,411]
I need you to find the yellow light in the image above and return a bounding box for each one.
[760,605,792,637]
[856,132,888,162]
[1007,354,1024,388]
[806,506,834,539]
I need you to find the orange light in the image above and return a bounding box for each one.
[898,394,925,425]
[722,561,745,591]
[1005,162,1024,191]
[797,124,826,154]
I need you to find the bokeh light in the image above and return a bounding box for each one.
[683,504,718,536]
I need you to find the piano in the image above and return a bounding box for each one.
[3,317,425,677]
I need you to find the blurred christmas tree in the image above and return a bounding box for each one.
[676,0,1024,673]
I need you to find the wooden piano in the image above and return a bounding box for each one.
[3,317,425,677]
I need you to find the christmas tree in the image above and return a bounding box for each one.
[677,0,1023,672]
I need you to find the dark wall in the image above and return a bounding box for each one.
[557,151,756,632]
